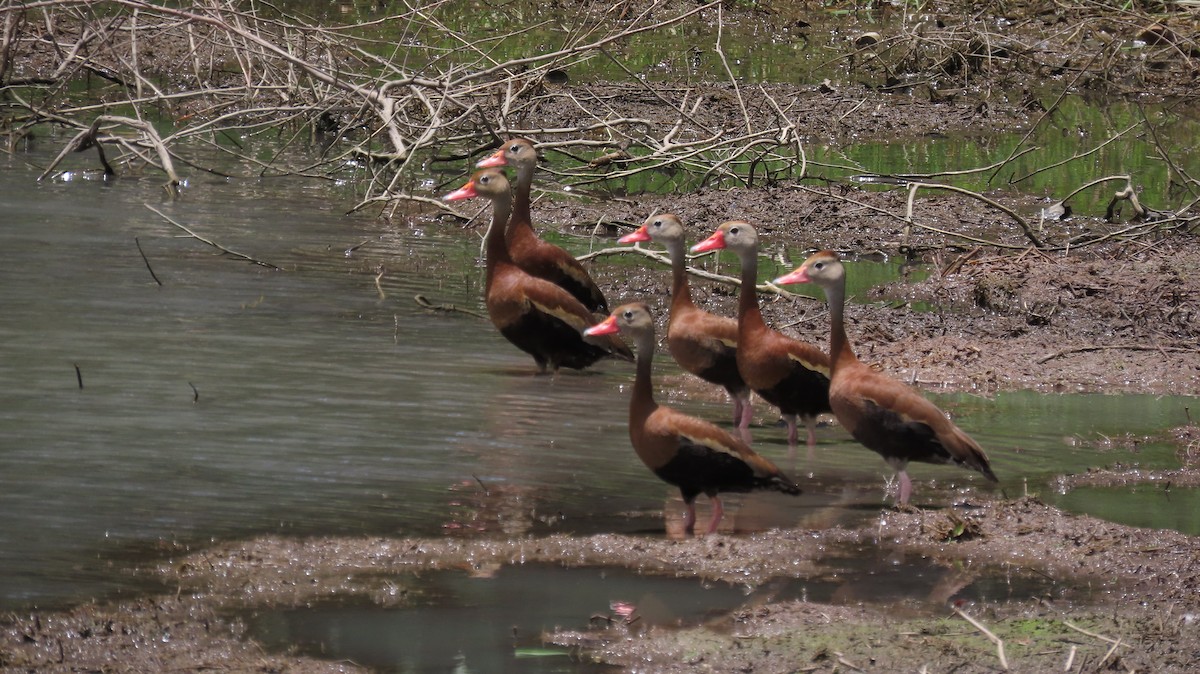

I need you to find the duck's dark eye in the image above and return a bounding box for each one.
[729,226,739,235]
[652,219,662,227]
[624,310,635,320]
[814,262,824,270]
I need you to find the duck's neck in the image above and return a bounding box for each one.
[484,192,514,289]
[509,162,535,237]
[826,279,856,373]
[666,239,695,313]
[736,248,767,333]
[630,330,658,425]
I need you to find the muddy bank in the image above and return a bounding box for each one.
[551,498,1200,673]
[6,497,1200,672]
[573,185,1200,399]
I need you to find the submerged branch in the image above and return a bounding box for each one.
[144,204,281,270]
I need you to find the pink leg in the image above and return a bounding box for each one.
[804,416,817,448]
[738,426,753,444]
[783,413,798,449]
[897,470,913,505]
[682,501,697,535]
[735,392,753,430]
[706,496,724,535]
[735,393,753,443]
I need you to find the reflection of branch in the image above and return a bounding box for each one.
[144,204,281,270]
[1138,102,1199,200]
[852,146,1039,183]
[38,118,110,179]
[1010,123,1139,185]
[988,45,1110,184]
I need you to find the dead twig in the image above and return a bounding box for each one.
[713,4,751,135]
[1037,344,1198,365]
[1063,620,1131,669]
[988,45,1112,184]
[903,181,1044,249]
[953,608,1008,671]
[143,204,281,270]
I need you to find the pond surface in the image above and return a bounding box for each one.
[1058,485,1200,536]
[0,143,1193,669]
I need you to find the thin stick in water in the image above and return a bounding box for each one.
[135,237,163,286]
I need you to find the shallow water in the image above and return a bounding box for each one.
[244,550,1076,673]
[1,143,1194,669]
[1058,485,1200,536]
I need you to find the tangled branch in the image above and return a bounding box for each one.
[2,0,1195,256]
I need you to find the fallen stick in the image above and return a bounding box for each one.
[953,608,1008,671]
[903,181,1043,249]
[1063,644,1076,671]
[1037,344,1197,364]
[1062,619,1128,647]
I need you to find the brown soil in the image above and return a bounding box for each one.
[4,1,1200,673]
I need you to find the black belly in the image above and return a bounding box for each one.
[851,400,954,467]
[694,351,747,394]
[500,310,607,370]
[653,442,759,503]
[755,364,831,417]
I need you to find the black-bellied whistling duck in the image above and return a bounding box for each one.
[443,169,631,373]
[477,138,609,314]
[691,221,832,451]
[774,252,998,504]
[619,214,752,431]
[585,302,801,534]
